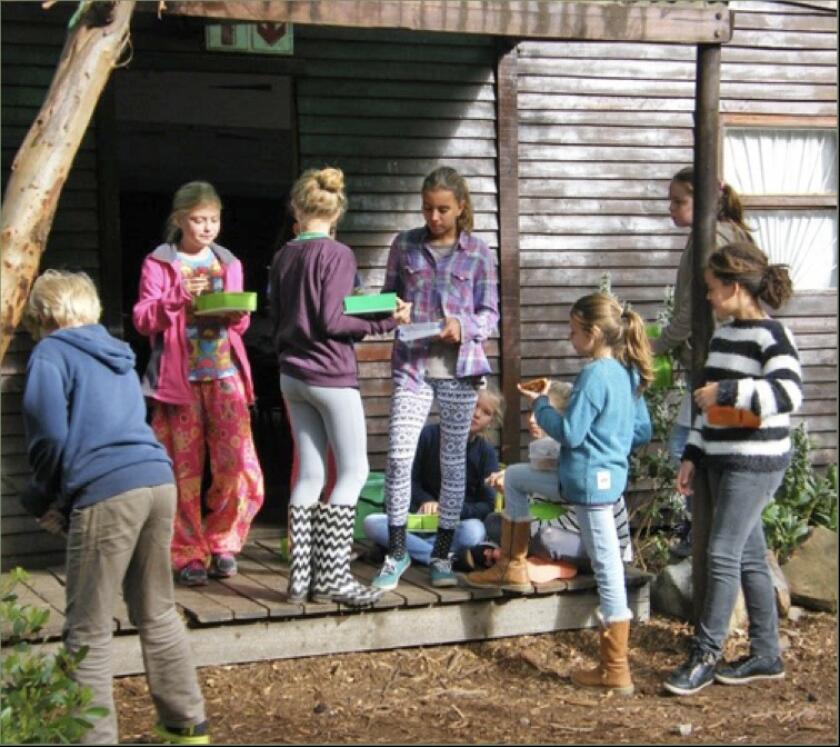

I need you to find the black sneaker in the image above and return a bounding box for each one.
[714,655,785,685]
[208,553,237,579]
[663,650,718,696]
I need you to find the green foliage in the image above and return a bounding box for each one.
[762,424,838,563]
[1,568,107,744]
[628,383,688,572]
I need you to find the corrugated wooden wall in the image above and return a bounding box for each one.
[515,0,838,467]
[294,26,501,470]
[1,4,97,568]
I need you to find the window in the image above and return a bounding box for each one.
[721,118,838,290]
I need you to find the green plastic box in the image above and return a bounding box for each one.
[530,500,567,521]
[194,291,257,315]
[354,472,385,540]
[343,292,397,316]
[406,514,439,532]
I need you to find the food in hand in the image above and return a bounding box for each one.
[520,377,549,393]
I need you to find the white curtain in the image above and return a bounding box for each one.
[723,128,838,289]
[750,210,838,291]
[724,128,837,195]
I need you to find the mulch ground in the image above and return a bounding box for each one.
[115,610,837,744]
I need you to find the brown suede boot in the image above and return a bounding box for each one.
[571,617,634,696]
[462,517,533,593]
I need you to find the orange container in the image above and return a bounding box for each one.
[706,405,761,429]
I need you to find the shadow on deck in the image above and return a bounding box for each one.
[10,532,652,677]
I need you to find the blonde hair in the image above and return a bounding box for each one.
[290,167,347,224]
[570,292,654,393]
[164,181,222,243]
[421,166,474,234]
[24,269,102,338]
[547,381,572,413]
[475,382,505,435]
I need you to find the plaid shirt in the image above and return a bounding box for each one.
[383,227,499,391]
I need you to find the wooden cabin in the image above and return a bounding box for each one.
[1,0,837,572]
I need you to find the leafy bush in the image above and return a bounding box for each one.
[1,568,107,744]
[763,423,838,562]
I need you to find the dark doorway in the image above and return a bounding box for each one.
[112,66,295,520]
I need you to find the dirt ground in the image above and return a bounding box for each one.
[115,610,837,745]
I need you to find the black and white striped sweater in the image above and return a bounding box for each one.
[684,317,803,472]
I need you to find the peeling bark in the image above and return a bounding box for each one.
[0,1,136,363]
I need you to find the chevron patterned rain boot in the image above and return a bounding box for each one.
[286,504,316,603]
[310,503,383,608]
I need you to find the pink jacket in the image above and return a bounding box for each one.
[132,242,254,406]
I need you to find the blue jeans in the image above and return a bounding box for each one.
[503,463,562,521]
[694,467,785,659]
[576,505,631,623]
[363,513,485,566]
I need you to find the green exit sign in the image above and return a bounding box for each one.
[206,22,294,55]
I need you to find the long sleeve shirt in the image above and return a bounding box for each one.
[533,358,651,506]
[654,221,753,369]
[269,236,397,388]
[683,318,803,472]
[410,424,498,520]
[382,227,499,391]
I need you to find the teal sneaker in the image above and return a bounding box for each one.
[429,557,457,587]
[372,554,410,591]
[153,720,210,745]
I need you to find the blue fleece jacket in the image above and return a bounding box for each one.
[21,324,173,516]
[533,358,651,506]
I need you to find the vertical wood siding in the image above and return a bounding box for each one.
[294,26,501,469]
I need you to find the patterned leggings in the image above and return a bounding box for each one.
[152,374,264,570]
[385,378,479,531]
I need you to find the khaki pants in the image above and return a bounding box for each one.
[64,484,206,744]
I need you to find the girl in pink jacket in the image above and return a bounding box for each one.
[133,181,264,586]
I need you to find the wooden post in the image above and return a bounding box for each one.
[690,43,722,623]
[0,1,136,363]
[496,41,521,466]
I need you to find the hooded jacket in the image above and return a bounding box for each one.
[21,324,173,517]
[132,242,254,405]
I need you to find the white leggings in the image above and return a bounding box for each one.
[281,374,368,508]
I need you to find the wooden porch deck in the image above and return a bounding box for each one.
[10,530,651,677]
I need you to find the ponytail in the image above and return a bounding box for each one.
[708,242,793,310]
[671,166,754,239]
[570,293,653,394]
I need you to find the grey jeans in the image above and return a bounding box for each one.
[64,484,205,744]
[694,466,785,659]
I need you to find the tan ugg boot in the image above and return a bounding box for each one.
[463,516,533,593]
[571,615,634,696]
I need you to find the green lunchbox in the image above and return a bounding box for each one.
[529,500,566,521]
[194,291,257,315]
[406,513,439,532]
[652,354,673,390]
[343,292,397,316]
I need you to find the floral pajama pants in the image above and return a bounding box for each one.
[152,374,264,570]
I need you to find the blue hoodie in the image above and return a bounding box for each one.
[21,324,173,516]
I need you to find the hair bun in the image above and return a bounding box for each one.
[317,168,344,194]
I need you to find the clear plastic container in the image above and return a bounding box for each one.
[397,320,444,342]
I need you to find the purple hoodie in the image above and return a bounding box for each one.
[269,236,396,388]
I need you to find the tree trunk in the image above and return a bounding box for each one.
[0,1,135,363]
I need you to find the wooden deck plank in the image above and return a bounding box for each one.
[59,583,651,677]
[233,553,306,618]
[248,542,340,615]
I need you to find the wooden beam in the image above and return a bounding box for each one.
[496,41,521,466]
[165,1,732,44]
[35,585,650,676]
[690,42,722,625]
